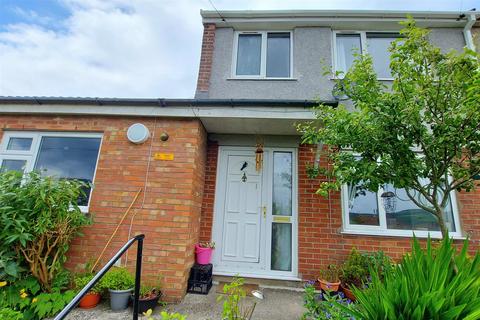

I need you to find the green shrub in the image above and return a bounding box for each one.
[340,248,393,289]
[0,171,91,291]
[73,273,102,294]
[339,248,369,288]
[100,267,135,291]
[346,237,480,320]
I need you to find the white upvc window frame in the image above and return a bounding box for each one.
[332,30,400,81]
[231,30,294,80]
[340,152,463,239]
[341,182,463,239]
[0,131,103,213]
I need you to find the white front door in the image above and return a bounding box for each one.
[212,147,298,279]
[222,154,263,263]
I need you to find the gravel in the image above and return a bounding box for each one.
[60,286,304,320]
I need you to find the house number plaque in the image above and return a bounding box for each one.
[154,153,174,161]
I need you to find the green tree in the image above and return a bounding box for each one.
[299,18,480,238]
[0,171,91,291]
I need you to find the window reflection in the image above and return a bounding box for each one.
[383,184,456,232]
[1,159,26,173]
[34,137,101,206]
[348,184,379,226]
[273,152,292,216]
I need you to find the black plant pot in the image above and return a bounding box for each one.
[136,293,162,314]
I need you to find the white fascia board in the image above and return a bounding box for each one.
[0,104,317,120]
[201,9,470,29]
[201,9,470,20]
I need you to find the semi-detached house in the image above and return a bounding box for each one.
[0,10,479,301]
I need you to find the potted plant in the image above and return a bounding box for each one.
[339,248,368,301]
[339,248,392,301]
[318,264,341,291]
[100,267,135,311]
[136,285,162,314]
[74,273,102,309]
[195,241,215,265]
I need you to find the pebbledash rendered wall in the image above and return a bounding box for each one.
[199,142,480,282]
[0,114,207,301]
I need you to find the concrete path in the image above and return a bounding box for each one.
[63,286,305,320]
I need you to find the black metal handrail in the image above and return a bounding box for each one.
[54,234,145,320]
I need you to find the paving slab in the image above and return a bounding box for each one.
[63,286,305,320]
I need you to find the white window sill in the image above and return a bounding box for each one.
[227,77,298,81]
[329,76,394,81]
[341,228,466,240]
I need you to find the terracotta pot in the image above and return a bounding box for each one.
[341,284,356,302]
[318,278,341,292]
[78,292,101,309]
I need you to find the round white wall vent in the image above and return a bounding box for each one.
[127,123,150,144]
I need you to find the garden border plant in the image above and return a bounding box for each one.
[340,236,480,320]
[0,171,91,318]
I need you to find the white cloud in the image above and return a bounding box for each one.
[0,0,477,98]
[0,0,204,98]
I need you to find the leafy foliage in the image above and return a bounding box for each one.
[0,308,24,320]
[0,275,75,320]
[217,276,255,320]
[319,264,340,282]
[345,237,480,320]
[302,283,357,320]
[73,272,102,294]
[99,267,135,291]
[298,18,480,237]
[143,309,187,320]
[340,249,392,289]
[0,171,91,290]
[30,289,75,319]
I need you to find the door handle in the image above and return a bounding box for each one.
[262,206,266,219]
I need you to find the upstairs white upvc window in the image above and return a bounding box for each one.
[0,131,102,212]
[334,31,401,79]
[233,31,292,79]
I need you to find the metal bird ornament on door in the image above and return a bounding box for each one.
[241,161,248,182]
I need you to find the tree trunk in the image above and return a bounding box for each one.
[434,206,449,239]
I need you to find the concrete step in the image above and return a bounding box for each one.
[213,275,305,291]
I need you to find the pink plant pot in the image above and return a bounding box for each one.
[195,244,213,265]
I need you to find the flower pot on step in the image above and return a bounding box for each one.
[79,292,101,309]
[109,288,133,311]
[137,291,162,314]
[318,278,341,292]
[195,244,214,265]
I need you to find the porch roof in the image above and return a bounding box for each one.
[0,97,338,135]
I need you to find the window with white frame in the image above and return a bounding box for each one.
[0,132,102,211]
[234,31,292,78]
[334,32,401,79]
[342,179,461,237]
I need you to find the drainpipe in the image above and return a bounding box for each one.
[463,13,477,51]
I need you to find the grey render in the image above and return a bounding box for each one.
[204,24,466,100]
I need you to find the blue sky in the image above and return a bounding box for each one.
[0,0,477,98]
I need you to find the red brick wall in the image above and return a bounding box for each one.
[0,115,207,301]
[199,143,480,282]
[199,141,218,242]
[195,23,216,96]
